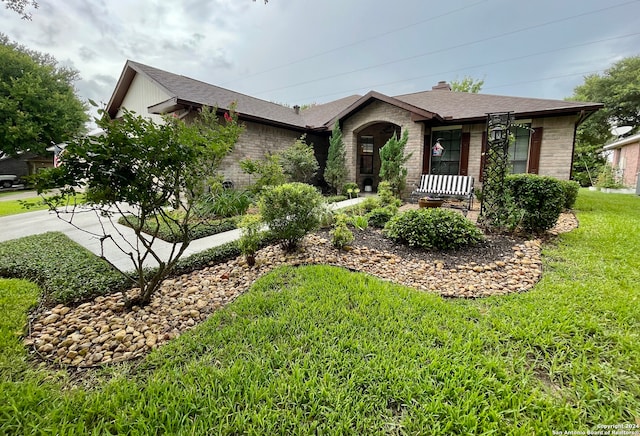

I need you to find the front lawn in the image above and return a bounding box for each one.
[0,190,639,434]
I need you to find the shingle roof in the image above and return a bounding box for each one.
[393,89,602,121]
[108,60,309,129]
[107,61,602,130]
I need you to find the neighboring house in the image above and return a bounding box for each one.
[106,60,603,194]
[603,132,640,189]
[0,152,52,178]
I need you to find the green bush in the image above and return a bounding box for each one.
[366,206,396,228]
[238,214,264,266]
[342,182,360,199]
[359,197,381,213]
[595,163,625,189]
[377,181,402,208]
[0,232,130,305]
[559,180,580,209]
[505,174,565,233]
[279,135,319,184]
[330,221,354,249]
[198,188,252,218]
[384,208,484,250]
[240,154,286,194]
[258,182,325,251]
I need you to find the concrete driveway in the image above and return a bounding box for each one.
[0,196,364,273]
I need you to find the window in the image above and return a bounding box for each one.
[359,135,374,174]
[430,129,461,175]
[509,124,531,174]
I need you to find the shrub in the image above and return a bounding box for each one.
[0,232,130,305]
[279,135,319,183]
[238,214,264,267]
[343,182,360,199]
[198,188,252,218]
[505,174,565,233]
[384,208,485,250]
[360,197,381,213]
[377,181,402,208]
[331,221,354,249]
[366,206,396,228]
[172,241,242,276]
[559,180,580,209]
[240,154,286,194]
[595,163,624,189]
[258,182,325,251]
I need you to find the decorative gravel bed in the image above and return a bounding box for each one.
[25,213,578,368]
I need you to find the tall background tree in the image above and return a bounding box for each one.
[568,56,640,186]
[450,76,484,93]
[1,0,37,19]
[0,34,88,157]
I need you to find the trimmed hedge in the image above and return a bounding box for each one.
[0,232,130,305]
[505,174,565,233]
[384,208,485,250]
[559,180,580,210]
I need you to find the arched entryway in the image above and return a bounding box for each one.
[355,122,400,192]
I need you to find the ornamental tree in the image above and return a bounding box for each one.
[35,105,242,307]
[379,130,412,198]
[324,120,348,194]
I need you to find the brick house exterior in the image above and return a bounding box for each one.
[603,133,640,189]
[106,61,602,195]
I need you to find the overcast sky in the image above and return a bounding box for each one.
[2,0,639,113]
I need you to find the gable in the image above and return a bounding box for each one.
[116,73,172,124]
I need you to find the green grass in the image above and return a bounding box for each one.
[0,197,50,216]
[0,190,639,434]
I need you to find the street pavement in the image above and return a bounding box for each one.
[0,194,365,272]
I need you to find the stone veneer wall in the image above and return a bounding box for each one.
[341,100,424,197]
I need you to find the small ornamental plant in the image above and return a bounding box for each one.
[330,214,354,249]
[238,214,263,267]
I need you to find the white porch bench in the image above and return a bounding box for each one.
[410,174,475,215]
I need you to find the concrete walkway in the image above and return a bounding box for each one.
[0,196,365,273]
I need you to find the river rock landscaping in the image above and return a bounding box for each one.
[25,212,578,368]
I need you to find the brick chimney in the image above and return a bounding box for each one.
[432,81,452,91]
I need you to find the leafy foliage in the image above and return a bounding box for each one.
[384,208,485,250]
[240,154,286,194]
[559,180,580,209]
[450,76,484,93]
[279,135,319,184]
[198,187,253,218]
[238,214,264,266]
[0,1,38,19]
[33,105,242,307]
[569,56,640,185]
[0,34,88,157]
[330,214,354,249]
[379,130,412,198]
[595,163,625,189]
[376,180,402,208]
[0,232,129,305]
[258,182,325,251]
[366,206,396,228]
[505,174,565,233]
[324,121,348,194]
